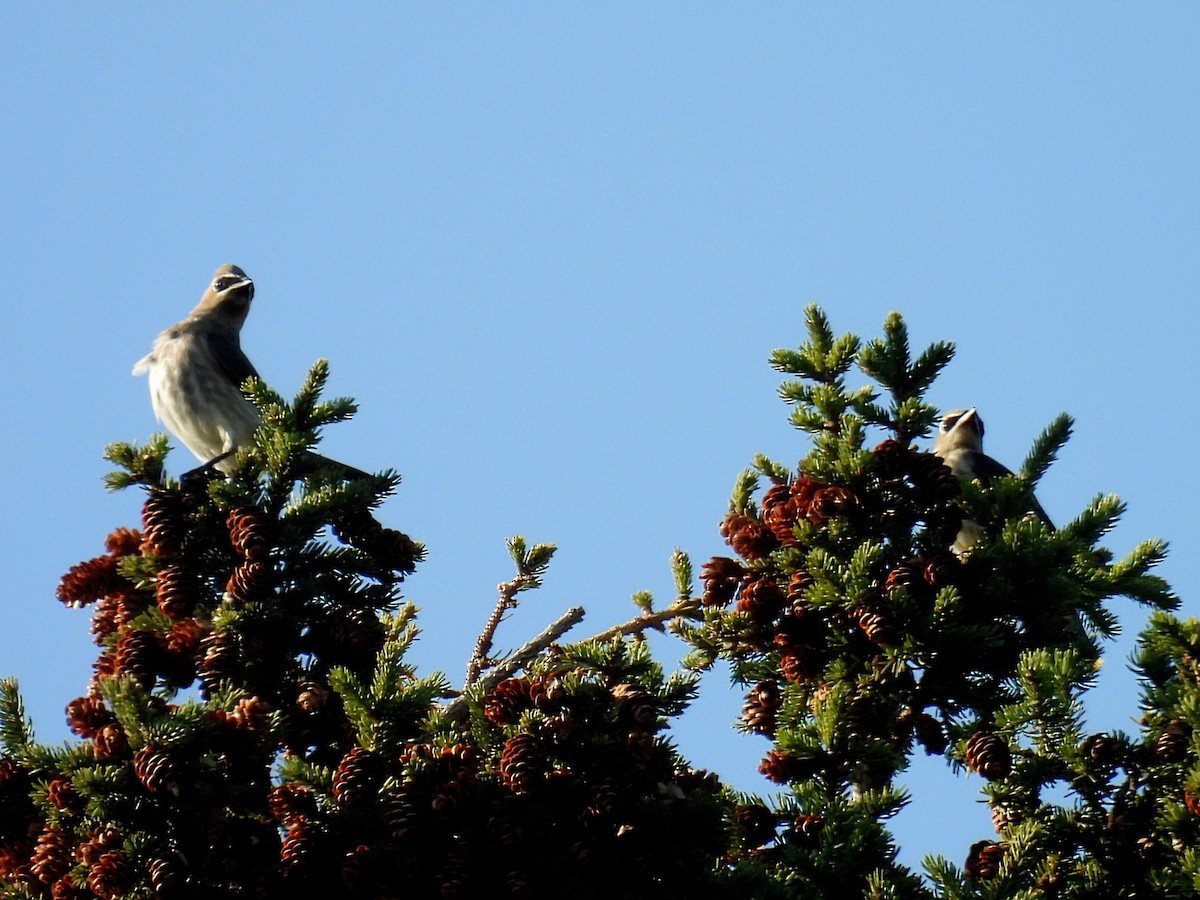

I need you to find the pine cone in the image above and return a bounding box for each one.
[719,512,776,560]
[485,678,532,726]
[197,631,240,695]
[884,560,925,594]
[612,683,657,727]
[965,732,1012,779]
[965,840,1005,881]
[226,560,272,603]
[758,750,819,785]
[30,826,72,886]
[855,598,899,645]
[735,804,777,847]
[133,746,183,795]
[1155,720,1191,762]
[527,674,565,711]
[761,483,801,546]
[742,680,780,736]
[806,485,858,527]
[700,556,745,608]
[227,508,270,561]
[114,629,163,690]
[790,813,824,848]
[145,853,184,898]
[786,568,814,603]
[872,439,912,478]
[789,476,823,516]
[332,748,383,806]
[921,552,960,588]
[295,680,330,713]
[105,527,143,557]
[57,555,124,607]
[66,695,113,738]
[381,787,426,841]
[46,776,80,812]
[1082,732,1120,767]
[499,733,546,795]
[141,488,186,556]
[87,849,136,900]
[49,876,89,900]
[268,784,319,826]
[911,453,960,502]
[93,723,130,761]
[779,650,822,684]
[154,564,196,620]
[736,577,786,621]
[333,511,420,574]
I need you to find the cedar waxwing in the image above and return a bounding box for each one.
[133,264,368,479]
[933,407,1052,554]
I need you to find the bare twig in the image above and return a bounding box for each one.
[465,574,539,687]
[579,598,702,645]
[445,605,586,722]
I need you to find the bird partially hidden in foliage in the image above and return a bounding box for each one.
[933,407,1053,555]
[133,264,369,481]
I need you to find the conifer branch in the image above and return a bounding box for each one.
[447,605,586,722]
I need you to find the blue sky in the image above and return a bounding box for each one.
[2,5,1196,873]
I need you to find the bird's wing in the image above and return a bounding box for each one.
[973,452,1054,529]
[969,452,1013,481]
[206,333,260,390]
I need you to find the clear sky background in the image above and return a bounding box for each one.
[2,4,1196,875]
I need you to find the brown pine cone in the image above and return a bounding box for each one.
[807,485,858,527]
[737,577,786,621]
[154,564,196,620]
[104,527,143,557]
[1081,732,1120,767]
[873,439,912,478]
[499,733,546,795]
[87,849,136,900]
[911,712,948,755]
[720,512,776,560]
[527,674,565,711]
[790,813,824,848]
[93,723,130,761]
[141,488,185,556]
[758,750,819,785]
[965,840,1005,881]
[46,776,81,812]
[66,695,113,738]
[786,568,814,604]
[145,853,184,898]
[855,598,899,645]
[197,631,240,695]
[911,453,960,502]
[268,784,319,826]
[133,746,183,795]
[381,787,426,841]
[114,629,163,690]
[742,680,780,736]
[57,555,124,607]
[735,804,778,847]
[761,483,801,547]
[965,732,1012,779]
[612,683,657,727]
[225,560,272,603]
[227,508,270,561]
[700,556,745,607]
[779,650,822,684]
[332,748,383,806]
[30,826,72,886]
[1155,720,1191,762]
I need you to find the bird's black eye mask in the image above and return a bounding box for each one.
[213,275,253,297]
[941,412,984,437]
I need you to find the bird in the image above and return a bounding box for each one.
[133,264,369,480]
[933,409,1089,647]
[932,407,1052,555]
